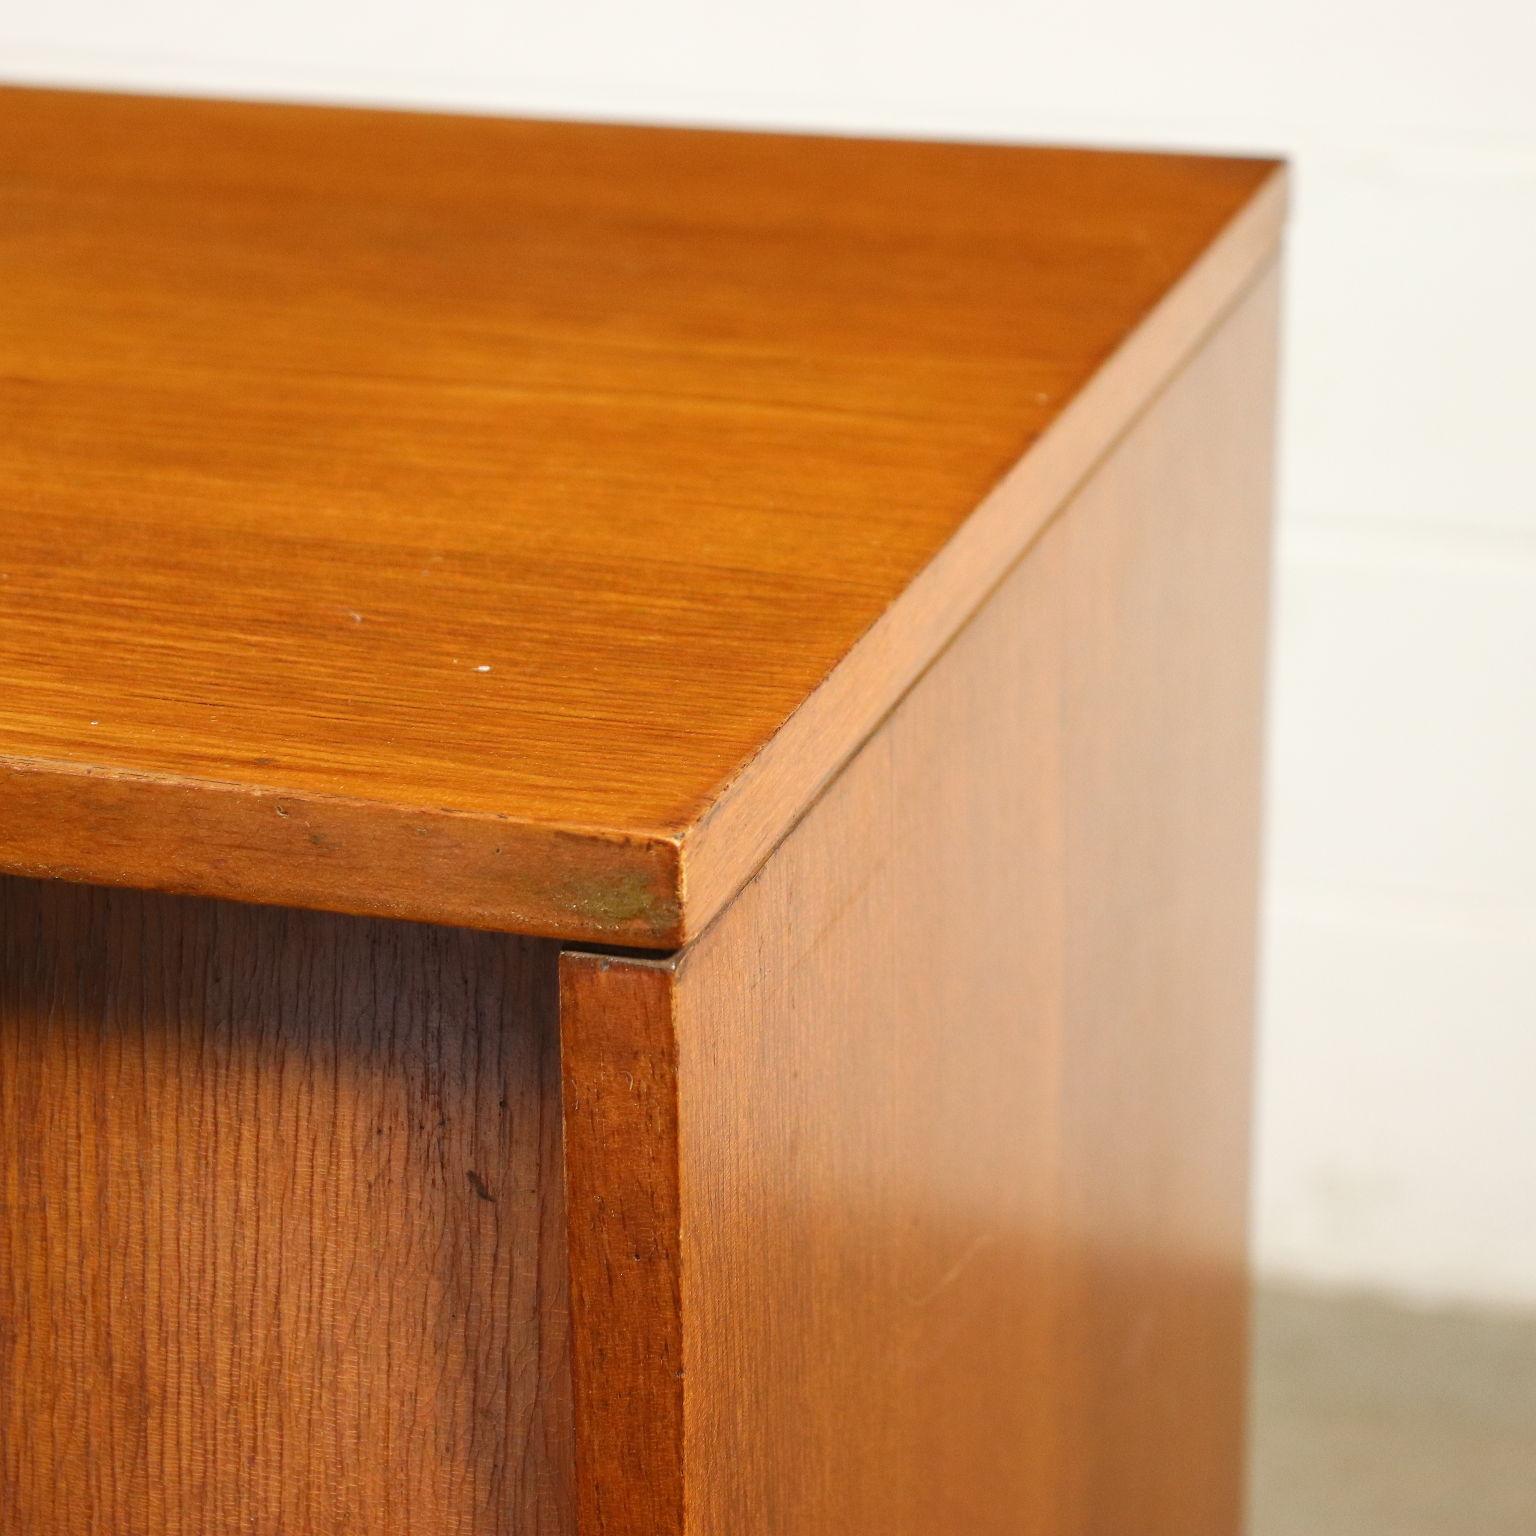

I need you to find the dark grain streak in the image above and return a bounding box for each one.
[0,874,574,1536]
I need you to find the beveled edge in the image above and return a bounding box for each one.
[675,163,1289,943]
[0,754,684,945]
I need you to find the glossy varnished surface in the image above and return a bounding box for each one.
[0,875,571,1535]
[0,85,1282,942]
[556,269,1278,1531]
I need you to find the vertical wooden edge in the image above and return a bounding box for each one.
[558,949,686,1536]
[1235,258,1283,1470]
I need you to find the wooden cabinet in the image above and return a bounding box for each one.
[0,85,1284,1535]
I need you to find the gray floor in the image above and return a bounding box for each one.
[1247,1287,1536,1535]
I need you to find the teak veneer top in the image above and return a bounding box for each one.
[0,85,1284,946]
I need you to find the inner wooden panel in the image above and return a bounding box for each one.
[561,263,1278,1534]
[0,876,572,1536]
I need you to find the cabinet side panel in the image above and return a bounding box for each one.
[670,264,1279,1535]
[0,876,572,1536]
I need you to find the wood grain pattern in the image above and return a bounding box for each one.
[0,84,1283,944]
[559,262,1279,1533]
[559,953,683,1536]
[0,874,572,1536]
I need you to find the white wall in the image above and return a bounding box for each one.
[5,0,1534,1307]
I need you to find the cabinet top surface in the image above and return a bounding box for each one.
[0,85,1283,946]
